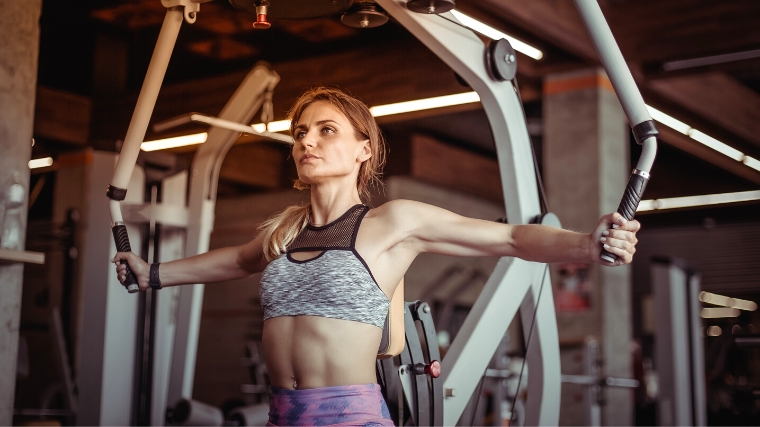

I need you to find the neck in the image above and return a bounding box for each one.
[308,178,363,226]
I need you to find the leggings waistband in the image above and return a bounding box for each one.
[267,383,393,426]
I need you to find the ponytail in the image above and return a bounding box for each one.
[259,204,310,261]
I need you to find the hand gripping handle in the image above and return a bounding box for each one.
[112,224,140,293]
[600,171,649,263]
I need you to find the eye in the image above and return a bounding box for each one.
[321,126,336,135]
[294,130,306,140]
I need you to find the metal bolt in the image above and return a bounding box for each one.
[444,388,457,397]
[189,12,195,19]
[423,304,431,313]
[505,54,516,63]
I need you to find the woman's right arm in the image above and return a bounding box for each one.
[112,232,268,291]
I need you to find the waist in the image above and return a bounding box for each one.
[263,316,381,389]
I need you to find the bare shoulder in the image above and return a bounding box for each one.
[367,199,431,221]
[366,199,443,234]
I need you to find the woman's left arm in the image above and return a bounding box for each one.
[390,200,640,266]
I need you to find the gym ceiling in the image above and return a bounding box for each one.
[32,0,760,211]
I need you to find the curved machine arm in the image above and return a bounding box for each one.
[574,0,658,262]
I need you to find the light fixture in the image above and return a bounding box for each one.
[646,106,690,135]
[141,133,207,151]
[450,10,544,60]
[687,129,744,161]
[637,190,760,212]
[369,92,480,117]
[705,325,722,336]
[645,105,760,172]
[28,157,53,169]
[700,291,758,311]
[266,119,291,133]
[701,307,740,318]
[743,156,760,172]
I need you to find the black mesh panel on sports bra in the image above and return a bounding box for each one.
[288,204,366,252]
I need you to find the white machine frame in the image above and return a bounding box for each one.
[100,0,657,425]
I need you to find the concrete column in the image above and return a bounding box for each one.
[543,68,633,425]
[0,0,42,424]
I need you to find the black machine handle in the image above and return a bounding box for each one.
[112,224,140,293]
[600,171,649,263]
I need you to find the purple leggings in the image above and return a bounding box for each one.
[266,383,394,426]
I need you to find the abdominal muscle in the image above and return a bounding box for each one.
[263,315,383,390]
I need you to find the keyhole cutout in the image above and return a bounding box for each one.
[289,250,325,262]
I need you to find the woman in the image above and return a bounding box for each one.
[113,87,640,426]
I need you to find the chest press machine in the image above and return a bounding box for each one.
[103,0,657,425]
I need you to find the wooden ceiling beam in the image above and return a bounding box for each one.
[34,86,91,146]
[462,0,760,164]
[647,72,760,150]
[461,0,597,62]
[96,39,541,144]
[657,125,760,186]
[607,0,760,64]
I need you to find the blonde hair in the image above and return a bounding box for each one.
[259,87,386,261]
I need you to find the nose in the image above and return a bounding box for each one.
[298,129,317,149]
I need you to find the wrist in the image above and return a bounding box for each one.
[149,263,162,290]
[583,233,596,263]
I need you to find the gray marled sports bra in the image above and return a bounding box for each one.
[259,204,390,328]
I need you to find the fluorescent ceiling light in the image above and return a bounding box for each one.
[370,92,480,117]
[266,119,291,133]
[646,105,690,135]
[743,155,760,172]
[28,157,53,169]
[450,10,544,60]
[637,190,760,212]
[687,129,744,161]
[645,104,759,171]
[700,307,740,318]
[700,291,758,311]
[141,132,207,151]
[141,92,482,151]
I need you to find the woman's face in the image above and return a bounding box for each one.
[292,101,371,186]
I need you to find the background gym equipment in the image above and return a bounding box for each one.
[94,0,658,424]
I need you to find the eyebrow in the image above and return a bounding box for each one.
[293,119,339,130]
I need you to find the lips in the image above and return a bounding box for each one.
[300,154,319,163]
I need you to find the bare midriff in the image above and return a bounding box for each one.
[263,315,382,390]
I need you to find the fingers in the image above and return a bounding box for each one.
[609,213,641,232]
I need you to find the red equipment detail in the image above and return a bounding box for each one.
[416,360,441,378]
[253,4,271,29]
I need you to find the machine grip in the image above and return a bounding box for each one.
[601,172,649,263]
[112,224,140,293]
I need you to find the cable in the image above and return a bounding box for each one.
[508,263,549,426]
[435,13,554,425]
[513,76,550,214]
[470,367,489,426]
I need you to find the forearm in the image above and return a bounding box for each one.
[157,246,252,287]
[510,224,592,264]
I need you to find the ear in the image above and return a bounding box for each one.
[357,139,372,162]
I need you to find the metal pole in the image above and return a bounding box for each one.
[573,0,659,263]
[107,8,184,292]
